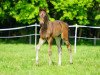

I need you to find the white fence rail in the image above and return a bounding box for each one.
[0,23,100,53]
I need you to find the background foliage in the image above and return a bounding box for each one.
[0,0,100,26]
[0,0,100,40]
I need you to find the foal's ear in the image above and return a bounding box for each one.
[43,8,46,12]
[39,8,47,12]
[39,7,42,12]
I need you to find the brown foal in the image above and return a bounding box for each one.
[36,8,72,65]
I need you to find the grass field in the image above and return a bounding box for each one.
[0,43,100,75]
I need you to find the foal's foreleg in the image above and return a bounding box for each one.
[36,38,45,65]
[47,37,53,65]
[55,37,62,66]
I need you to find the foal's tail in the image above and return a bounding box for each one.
[66,22,70,31]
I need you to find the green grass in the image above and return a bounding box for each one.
[0,43,100,75]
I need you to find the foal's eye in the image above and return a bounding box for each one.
[39,11,46,17]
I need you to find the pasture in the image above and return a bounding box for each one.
[0,43,100,75]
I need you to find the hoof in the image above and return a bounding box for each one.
[36,61,39,65]
[36,64,39,66]
[49,61,52,66]
[70,62,73,64]
[58,64,61,66]
[58,62,61,66]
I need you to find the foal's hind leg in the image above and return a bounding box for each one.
[64,40,73,64]
[62,32,73,64]
[55,37,62,66]
[36,38,45,65]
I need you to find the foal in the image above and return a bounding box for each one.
[36,9,72,65]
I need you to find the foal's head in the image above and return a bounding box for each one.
[39,8,48,25]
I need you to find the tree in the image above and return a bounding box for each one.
[10,0,39,24]
[49,0,94,25]
[0,0,99,26]
[0,0,99,41]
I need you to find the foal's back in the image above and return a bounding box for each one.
[48,20,69,39]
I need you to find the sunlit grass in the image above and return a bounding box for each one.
[0,43,100,75]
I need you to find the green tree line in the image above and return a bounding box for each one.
[0,0,100,26]
[0,0,100,39]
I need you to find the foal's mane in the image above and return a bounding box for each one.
[39,8,49,32]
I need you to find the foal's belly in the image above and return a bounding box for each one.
[49,22,62,38]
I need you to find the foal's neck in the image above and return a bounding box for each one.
[45,15,49,24]
[42,15,49,29]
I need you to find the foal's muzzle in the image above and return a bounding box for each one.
[40,21,44,25]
